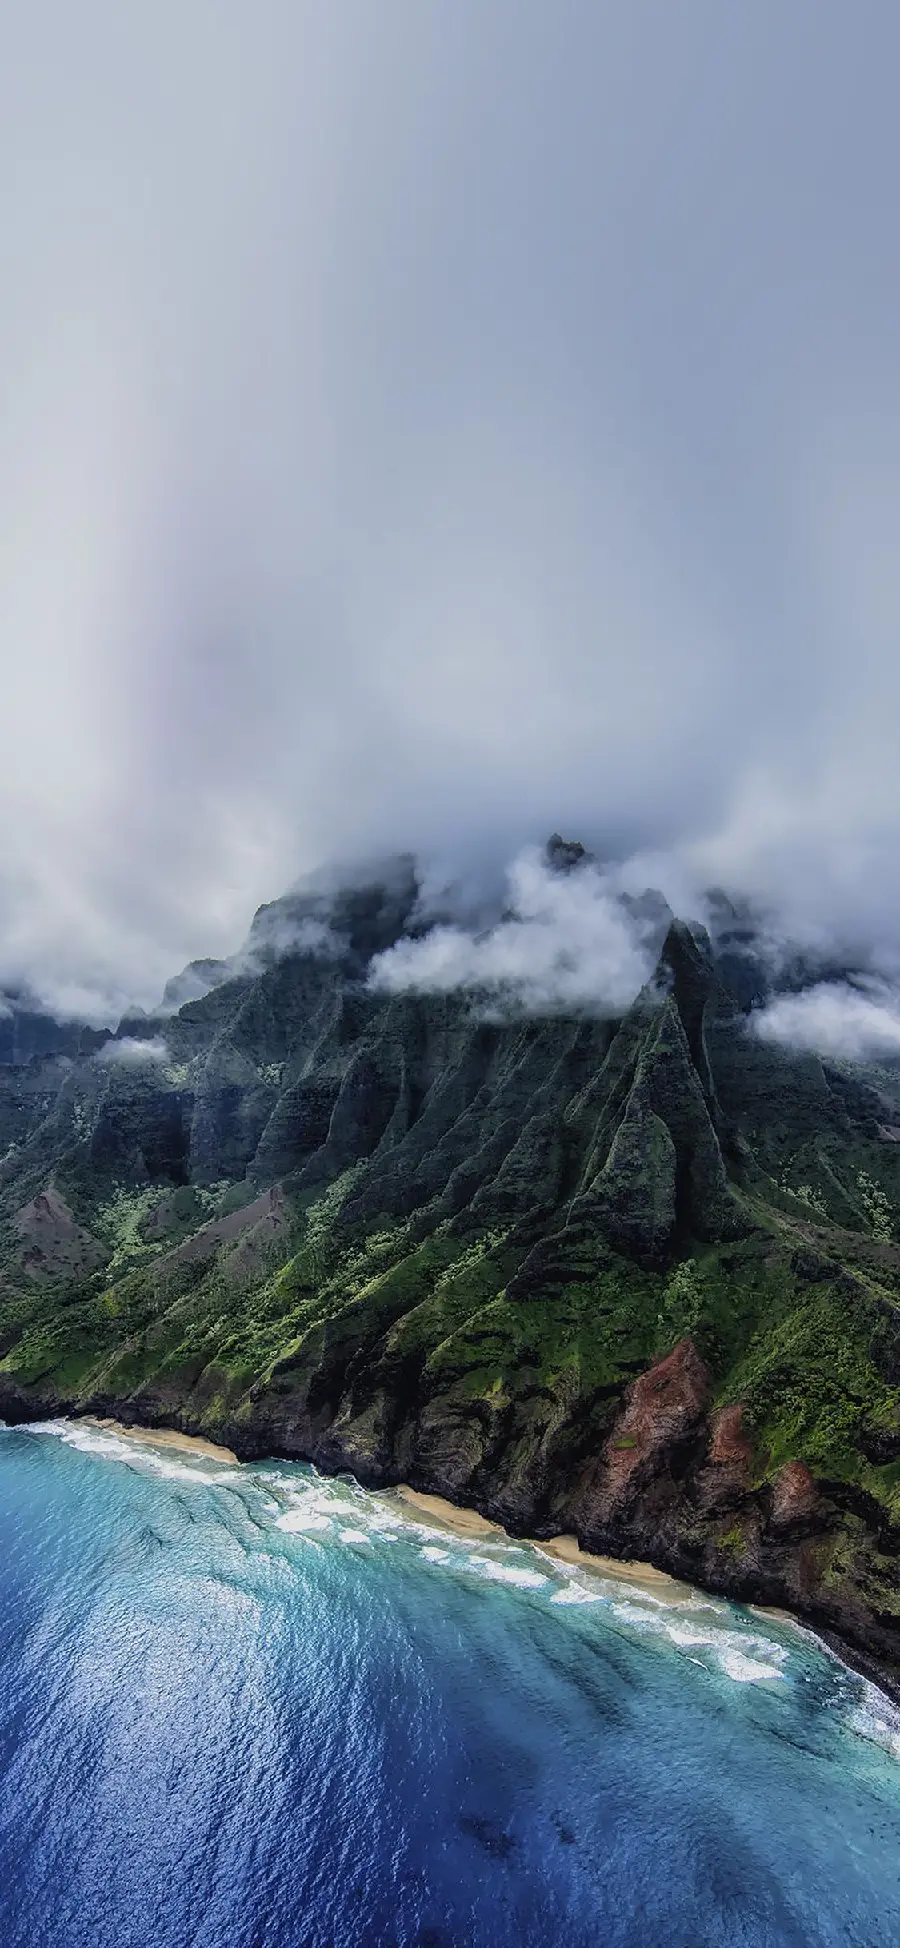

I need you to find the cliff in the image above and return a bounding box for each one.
[0,853,898,1695]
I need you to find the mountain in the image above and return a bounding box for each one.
[1,845,899,1695]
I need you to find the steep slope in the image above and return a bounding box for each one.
[0,860,899,1694]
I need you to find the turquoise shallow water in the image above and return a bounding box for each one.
[0,1421,899,1947]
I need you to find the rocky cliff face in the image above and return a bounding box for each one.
[0,850,899,1693]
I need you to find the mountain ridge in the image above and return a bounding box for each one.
[1,844,899,1696]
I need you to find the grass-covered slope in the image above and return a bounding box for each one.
[1,878,899,1690]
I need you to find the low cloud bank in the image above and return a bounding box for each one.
[751,982,900,1063]
[97,1036,170,1066]
[157,913,346,1013]
[3,10,900,1028]
[370,847,661,1017]
[236,912,343,975]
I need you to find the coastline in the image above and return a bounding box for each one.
[3,1398,897,1704]
[394,1485,505,1538]
[390,1491,898,1703]
[393,1490,697,1602]
[535,1531,699,1602]
[84,1418,240,1466]
[386,1481,898,1703]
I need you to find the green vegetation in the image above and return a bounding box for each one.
[1,887,900,1673]
[857,1169,894,1243]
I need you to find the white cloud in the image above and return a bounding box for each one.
[370,847,659,1017]
[97,1036,170,1066]
[235,913,343,976]
[2,10,900,1014]
[751,983,900,1063]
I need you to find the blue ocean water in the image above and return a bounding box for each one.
[0,1423,898,1948]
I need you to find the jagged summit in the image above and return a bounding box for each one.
[544,832,593,873]
[162,960,232,1013]
[0,848,899,1694]
[248,852,420,969]
[155,853,422,1014]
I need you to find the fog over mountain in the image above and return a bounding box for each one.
[3,5,900,1032]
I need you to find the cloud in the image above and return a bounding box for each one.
[159,961,232,1013]
[97,1036,170,1066]
[234,913,343,977]
[2,8,900,1015]
[751,983,900,1064]
[370,847,660,1016]
[156,915,343,1013]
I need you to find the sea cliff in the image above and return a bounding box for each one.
[1,853,899,1695]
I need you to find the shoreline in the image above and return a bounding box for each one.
[394,1485,506,1538]
[4,1400,897,1704]
[84,1418,240,1467]
[384,1486,896,1700]
[353,1489,900,1701]
[535,1531,700,1603]
[393,1490,698,1602]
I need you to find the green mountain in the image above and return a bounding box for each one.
[2,848,899,1694]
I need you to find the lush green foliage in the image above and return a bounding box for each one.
[0,901,899,1620]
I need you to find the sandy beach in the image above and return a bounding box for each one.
[393,1486,504,1537]
[64,1442,759,1610]
[537,1533,698,1602]
[392,1489,694,1601]
[86,1419,240,1466]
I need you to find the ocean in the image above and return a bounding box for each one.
[0,1419,898,1948]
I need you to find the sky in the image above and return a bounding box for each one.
[2,2,900,1022]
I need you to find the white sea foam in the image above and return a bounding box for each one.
[275,1509,332,1534]
[718,1648,785,1684]
[29,1418,117,1455]
[611,1600,658,1628]
[465,1555,548,1590]
[408,1521,464,1546]
[850,1682,900,1761]
[20,1421,896,1747]
[25,1419,218,1485]
[142,1459,216,1484]
[599,1586,789,1685]
[667,1621,788,1684]
[665,1621,719,1650]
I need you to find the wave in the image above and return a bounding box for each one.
[13,1417,897,1750]
[22,1418,221,1486]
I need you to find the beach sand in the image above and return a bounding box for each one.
[394,1487,505,1538]
[537,1533,698,1602]
[62,1435,846,1668]
[392,1491,693,1601]
[87,1418,239,1466]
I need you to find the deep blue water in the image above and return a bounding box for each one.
[0,1423,899,1947]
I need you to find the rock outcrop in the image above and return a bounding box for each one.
[0,846,898,1696]
[12,1187,105,1281]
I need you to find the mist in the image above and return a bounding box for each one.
[371,847,661,1018]
[3,4,900,1022]
[751,983,900,1065]
[96,1035,170,1067]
